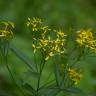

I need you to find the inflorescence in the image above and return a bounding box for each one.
[76,29,96,52]
[1,17,96,87]
[0,21,14,40]
[27,17,66,61]
[68,67,82,85]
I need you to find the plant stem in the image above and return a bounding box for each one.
[36,59,45,96]
[33,52,38,72]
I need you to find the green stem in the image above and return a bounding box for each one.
[70,46,85,67]
[36,59,45,96]
[33,52,38,72]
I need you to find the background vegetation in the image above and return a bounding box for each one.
[0,0,96,95]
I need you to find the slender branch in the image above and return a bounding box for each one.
[36,50,46,96]
[70,46,85,67]
[33,52,38,72]
[36,59,45,95]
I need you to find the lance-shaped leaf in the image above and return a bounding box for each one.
[9,43,36,72]
[63,87,86,95]
[24,70,40,78]
[38,83,60,96]
[54,64,63,87]
[23,83,36,95]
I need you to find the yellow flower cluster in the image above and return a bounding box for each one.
[76,29,96,52]
[0,21,14,40]
[27,17,66,61]
[68,68,82,85]
[26,17,42,31]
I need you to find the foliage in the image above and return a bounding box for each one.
[0,18,96,96]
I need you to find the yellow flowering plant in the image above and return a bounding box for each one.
[76,29,96,52]
[0,21,26,95]
[26,17,84,96]
[0,21,14,57]
[0,18,95,96]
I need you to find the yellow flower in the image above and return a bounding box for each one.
[0,21,14,40]
[76,29,96,52]
[27,17,66,60]
[40,39,49,47]
[68,68,82,85]
[41,26,51,33]
[32,44,37,53]
[45,56,49,61]
[26,17,42,32]
[57,30,65,37]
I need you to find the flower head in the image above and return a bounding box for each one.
[68,68,82,85]
[0,21,14,40]
[76,29,96,52]
[26,17,42,31]
[27,17,66,61]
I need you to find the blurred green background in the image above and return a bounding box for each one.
[0,0,96,95]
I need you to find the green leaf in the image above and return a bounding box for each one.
[63,87,86,95]
[54,64,62,87]
[23,83,36,95]
[25,70,40,78]
[9,43,36,72]
[39,83,60,96]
